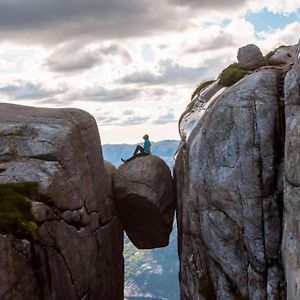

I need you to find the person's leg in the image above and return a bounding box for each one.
[133,145,144,155]
[121,145,146,163]
[125,152,148,162]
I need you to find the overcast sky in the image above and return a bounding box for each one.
[0,0,300,143]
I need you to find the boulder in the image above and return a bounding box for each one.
[175,69,285,299]
[282,46,300,300]
[268,45,298,66]
[115,155,175,249]
[0,103,124,300]
[237,44,266,70]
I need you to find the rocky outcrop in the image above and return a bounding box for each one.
[268,44,298,66]
[282,42,300,300]
[238,44,266,70]
[0,103,123,300]
[115,155,175,249]
[175,43,295,299]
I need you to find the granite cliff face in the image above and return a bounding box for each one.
[175,42,300,299]
[0,104,123,300]
[282,44,300,300]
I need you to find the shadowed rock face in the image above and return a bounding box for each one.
[282,43,300,300]
[175,65,287,298]
[0,103,124,300]
[115,155,175,249]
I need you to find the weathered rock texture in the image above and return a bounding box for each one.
[238,44,266,70]
[269,44,298,66]
[0,103,123,300]
[282,42,300,300]
[175,43,296,299]
[115,155,175,249]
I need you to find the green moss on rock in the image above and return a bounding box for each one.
[219,63,249,87]
[191,80,215,100]
[0,182,39,240]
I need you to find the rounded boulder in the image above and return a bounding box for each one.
[237,44,266,70]
[115,155,175,249]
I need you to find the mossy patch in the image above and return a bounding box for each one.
[219,63,249,87]
[265,45,287,64]
[191,80,215,100]
[0,182,39,240]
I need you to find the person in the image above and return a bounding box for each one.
[121,134,151,163]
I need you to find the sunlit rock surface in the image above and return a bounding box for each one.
[0,103,123,300]
[175,67,286,299]
[115,155,175,249]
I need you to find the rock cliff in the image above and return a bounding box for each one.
[175,42,300,299]
[115,155,175,249]
[0,103,123,300]
[282,43,300,300]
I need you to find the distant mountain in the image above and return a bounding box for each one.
[102,140,180,300]
[102,140,180,170]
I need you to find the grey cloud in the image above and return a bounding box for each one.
[0,81,65,101]
[170,0,247,10]
[45,43,132,73]
[0,0,251,44]
[96,114,120,126]
[120,60,207,85]
[185,33,237,53]
[120,116,150,126]
[123,110,134,115]
[153,112,177,124]
[79,87,141,102]
[96,112,150,126]
[0,0,190,44]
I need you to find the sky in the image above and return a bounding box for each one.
[0,0,300,144]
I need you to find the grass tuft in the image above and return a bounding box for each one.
[219,63,249,87]
[0,182,39,240]
[191,80,215,100]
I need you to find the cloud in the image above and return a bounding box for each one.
[152,111,177,124]
[120,60,207,86]
[81,87,141,102]
[185,33,237,53]
[96,110,150,126]
[0,0,192,44]
[170,0,247,10]
[45,43,131,73]
[0,80,65,101]
[1,0,296,45]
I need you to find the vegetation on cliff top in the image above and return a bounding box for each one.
[0,182,38,240]
[191,80,215,100]
[219,63,249,87]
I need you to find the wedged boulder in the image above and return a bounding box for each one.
[237,44,266,70]
[282,45,300,300]
[114,155,175,249]
[0,103,124,300]
[175,69,285,299]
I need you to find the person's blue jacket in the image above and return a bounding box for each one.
[143,139,151,154]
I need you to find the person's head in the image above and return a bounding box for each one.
[143,134,149,140]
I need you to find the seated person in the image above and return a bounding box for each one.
[121,134,151,163]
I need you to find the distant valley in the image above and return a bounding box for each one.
[103,140,180,300]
